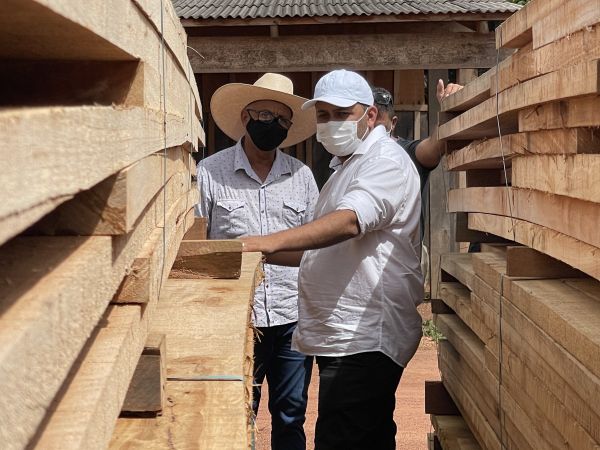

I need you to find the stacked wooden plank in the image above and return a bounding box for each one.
[429,0,600,448]
[0,0,209,448]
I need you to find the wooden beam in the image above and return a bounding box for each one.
[532,0,600,50]
[519,96,600,132]
[506,246,586,279]
[32,199,195,449]
[439,60,600,141]
[495,0,560,49]
[425,380,460,415]
[188,33,507,73]
[110,254,263,448]
[122,334,166,415]
[512,154,600,204]
[431,298,455,315]
[430,415,482,450]
[448,186,600,248]
[441,68,494,113]
[0,185,196,448]
[468,213,600,281]
[182,13,514,28]
[113,190,197,304]
[30,148,192,235]
[454,212,510,244]
[171,240,243,279]
[0,106,201,247]
[182,217,208,240]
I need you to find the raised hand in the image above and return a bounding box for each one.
[436,79,463,104]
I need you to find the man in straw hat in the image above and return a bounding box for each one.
[242,69,423,450]
[196,73,319,450]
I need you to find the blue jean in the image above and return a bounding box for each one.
[253,322,313,450]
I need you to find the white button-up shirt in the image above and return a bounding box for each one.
[293,125,424,367]
[197,140,319,327]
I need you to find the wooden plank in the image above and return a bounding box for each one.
[447,128,599,171]
[32,304,146,450]
[533,0,600,50]
[448,186,600,248]
[495,0,561,49]
[32,200,195,449]
[490,42,535,96]
[183,217,208,241]
[438,343,500,441]
[471,253,600,443]
[110,253,262,449]
[500,304,600,445]
[475,251,600,381]
[535,23,600,81]
[468,213,600,281]
[439,60,600,141]
[439,282,494,345]
[122,334,166,414]
[30,147,192,235]
[440,68,494,113]
[110,381,248,450]
[170,240,243,279]
[454,213,510,244]
[500,341,600,450]
[431,415,482,450]
[437,340,501,450]
[425,380,460,416]
[188,33,507,72]
[394,70,426,105]
[431,298,455,315]
[440,253,475,290]
[113,188,197,304]
[147,254,261,379]
[506,246,586,278]
[519,96,600,132]
[512,154,600,203]
[0,186,196,449]
[0,106,197,247]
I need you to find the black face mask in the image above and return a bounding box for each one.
[246,118,289,151]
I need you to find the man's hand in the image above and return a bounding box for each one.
[436,79,463,104]
[240,235,276,254]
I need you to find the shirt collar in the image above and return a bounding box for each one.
[329,124,388,169]
[233,139,292,181]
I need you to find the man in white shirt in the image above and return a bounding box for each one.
[242,70,423,450]
[197,73,319,450]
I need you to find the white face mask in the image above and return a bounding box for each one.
[316,109,369,157]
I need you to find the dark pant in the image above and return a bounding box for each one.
[315,351,404,450]
[253,322,313,450]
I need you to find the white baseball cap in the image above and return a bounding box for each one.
[302,69,374,110]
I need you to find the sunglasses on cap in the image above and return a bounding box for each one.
[373,91,393,106]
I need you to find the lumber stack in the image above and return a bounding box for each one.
[429,0,600,449]
[0,0,225,448]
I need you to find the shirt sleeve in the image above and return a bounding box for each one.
[303,166,320,223]
[196,162,213,232]
[336,155,411,235]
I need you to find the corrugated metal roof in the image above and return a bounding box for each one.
[174,0,521,20]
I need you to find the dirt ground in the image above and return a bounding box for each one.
[255,303,440,450]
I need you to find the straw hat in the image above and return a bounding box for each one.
[210,73,316,148]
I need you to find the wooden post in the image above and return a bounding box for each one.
[427,68,453,299]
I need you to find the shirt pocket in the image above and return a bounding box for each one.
[282,200,307,227]
[214,199,248,238]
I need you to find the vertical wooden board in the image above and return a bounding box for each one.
[122,354,164,413]
[394,70,425,105]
